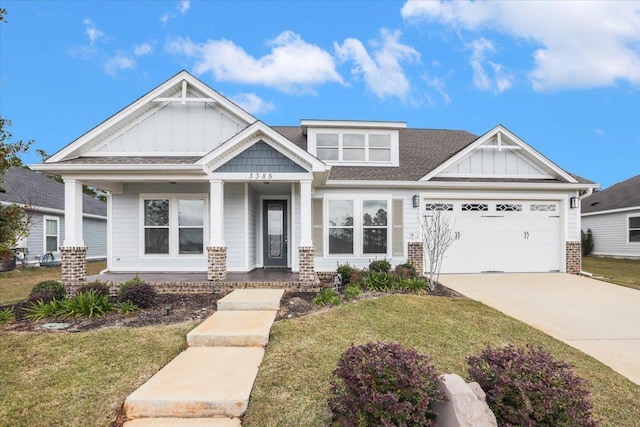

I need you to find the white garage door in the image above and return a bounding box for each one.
[426,200,561,273]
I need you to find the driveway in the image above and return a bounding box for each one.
[441,273,640,385]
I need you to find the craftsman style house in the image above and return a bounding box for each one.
[32,71,596,285]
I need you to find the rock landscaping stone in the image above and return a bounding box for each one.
[432,373,497,427]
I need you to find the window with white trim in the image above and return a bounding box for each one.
[327,198,390,256]
[43,216,59,253]
[629,216,640,243]
[143,196,205,256]
[315,132,392,164]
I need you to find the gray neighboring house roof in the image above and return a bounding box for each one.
[582,174,640,214]
[0,167,107,216]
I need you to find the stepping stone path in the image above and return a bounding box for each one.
[123,289,284,426]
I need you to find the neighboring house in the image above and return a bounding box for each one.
[0,166,107,264]
[581,174,640,259]
[31,71,596,284]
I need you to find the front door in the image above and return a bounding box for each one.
[263,200,287,267]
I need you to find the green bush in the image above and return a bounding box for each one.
[368,259,391,273]
[313,288,341,306]
[400,277,428,292]
[364,271,397,292]
[342,283,361,301]
[395,262,417,279]
[120,283,156,309]
[329,341,443,426]
[24,299,65,321]
[468,345,597,427]
[0,307,14,324]
[30,280,66,301]
[348,269,366,286]
[28,289,56,305]
[114,300,138,314]
[62,289,114,318]
[336,262,356,286]
[581,229,594,256]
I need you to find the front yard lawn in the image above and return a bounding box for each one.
[244,294,640,427]
[583,256,640,291]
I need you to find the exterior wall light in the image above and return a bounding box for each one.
[412,194,420,208]
[570,196,579,209]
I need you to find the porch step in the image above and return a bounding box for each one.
[124,418,241,427]
[187,310,277,347]
[217,289,284,311]
[124,347,264,419]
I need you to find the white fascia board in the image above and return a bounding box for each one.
[324,179,597,191]
[300,119,407,133]
[420,124,578,183]
[30,163,206,173]
[0,201,107,220]
[582,206,640,217]
[47,71,256,163]
[210,172,313,181]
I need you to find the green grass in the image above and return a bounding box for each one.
[0,261,107,305]
[583,256,640,291]
[0,322,194,426]
[244,295,640,427]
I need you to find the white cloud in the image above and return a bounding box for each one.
[401,1,640,91]
[105,53,135,76]
[594,128,604,136]
[423,72,452,105]
[133,43,153,56]
[334,29,419,100]
[231,93,275,115]
[83,18,104,46]
[167,31,344,93]
[161,0,191,25]
[468,38,513,94]
[178,0,190,14]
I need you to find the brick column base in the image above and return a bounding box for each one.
[566,241,582,274]
[408,241,424,274]
[61,246,87,285]
[298,246,315,283]
[207,246,227,281]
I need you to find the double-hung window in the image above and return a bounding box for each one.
[143,196,205,256]
[629,216,640,243]
[315,132,392,164]
[362,200,388,254]
[43,216,59,253]
[327,198,389,256]
[328,200,354,254]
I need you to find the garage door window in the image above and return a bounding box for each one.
[629,216,640,243]
[497,203,522,212]
[530,203,556,212]
[462,203,488,212]
[425,203,453,211]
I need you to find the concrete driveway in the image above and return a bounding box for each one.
[441,273,640,385]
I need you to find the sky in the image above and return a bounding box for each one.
[1,0,639,189]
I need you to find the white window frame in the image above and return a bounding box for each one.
[308,128,399,167]
[324,195,392,258]
[627,214,640,244]
[139,193,208,258]
[43,215,60,254]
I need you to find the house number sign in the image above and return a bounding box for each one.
[248,173,273,180]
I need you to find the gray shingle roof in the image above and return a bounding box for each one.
[0,167,107,216]
[582,174,640,214]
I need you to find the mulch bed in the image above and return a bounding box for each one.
[1,282,462,333]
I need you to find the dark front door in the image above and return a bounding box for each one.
[263,200,287,267]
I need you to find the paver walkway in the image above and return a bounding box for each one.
[123,289,284,426]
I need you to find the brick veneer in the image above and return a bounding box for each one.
[566,241,582,274]
[61,246,87,285]
[298,246,316,283]
[407,241,424,274]
[207,246,227,281]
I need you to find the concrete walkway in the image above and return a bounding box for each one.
[441,273,640,385]
[123,289,284,426]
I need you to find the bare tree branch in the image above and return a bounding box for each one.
[419,210,456,291]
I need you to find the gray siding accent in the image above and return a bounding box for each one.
[214,141,306,173]
[582,209,640,258]
[83,217,107,259]
[24,212,47,262]
[224,183,246,271]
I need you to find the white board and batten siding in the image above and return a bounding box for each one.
[582,208,640,258]
[224,183,246,271]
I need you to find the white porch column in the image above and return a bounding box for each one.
[209,179,224,246]
[299,179,313,247]
[63,179,84,247]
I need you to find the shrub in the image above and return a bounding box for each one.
[364,271,397,292]
[24,299,65,321]
[329,341,443,426]
[313,288,341,306]
[62,289,113,318]
[368,258,391,273]
[77,281,110,297]
[120,283,156,309]
[30,280,66,301]
[114,300,138,314]
[336,262,356,286]
[394,262,417,279]
[467,344,597,427]
[581,229,594,257]
[28,289,56,305]
[342,283,361,301]
[12,301,30,322]
[348,269,366,286]
[400,277,428,293]
[0,307,13,324]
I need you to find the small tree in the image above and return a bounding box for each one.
[581,228,594,257]
[419,209,456,291]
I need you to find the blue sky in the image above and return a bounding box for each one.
[1,0,639,188]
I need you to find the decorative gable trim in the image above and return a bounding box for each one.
[197,121,329,174]
[47,71,257,163]
[420,125,578,183]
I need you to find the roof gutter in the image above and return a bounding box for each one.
[324,180,600,191]
[30,163,206,173]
